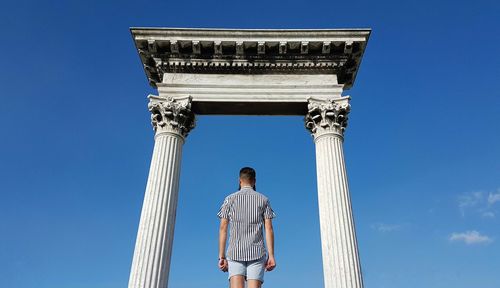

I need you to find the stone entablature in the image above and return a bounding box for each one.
[131,28,370,89]
[157,73,344,115]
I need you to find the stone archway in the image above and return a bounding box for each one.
[128,27,370,288]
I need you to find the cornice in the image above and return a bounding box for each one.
[130,27,370,90]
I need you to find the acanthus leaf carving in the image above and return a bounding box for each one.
[305,98,350,138]
[148,96,196,138]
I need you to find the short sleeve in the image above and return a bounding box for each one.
[263,199,276,219]
[217,197,230,219]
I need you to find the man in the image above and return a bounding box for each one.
[217,167,276,288]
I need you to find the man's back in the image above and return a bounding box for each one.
[217,186,275,261]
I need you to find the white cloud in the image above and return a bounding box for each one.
[449,230,493,245]
[458,191,484,216]
[371,223,402,232]
[457,189,500,218]
[482,211,496,218]
[488,192,500,205]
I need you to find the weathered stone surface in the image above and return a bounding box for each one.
[157,73,343,115]
[306,97,364,288]
[128,103,189,288]
[130,28,370,89]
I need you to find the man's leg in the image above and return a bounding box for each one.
[246,255,266,288]
[228,259,246,288]
[230,275,245,288]
[247,279,262,288]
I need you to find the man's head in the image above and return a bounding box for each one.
[239,167,256,187]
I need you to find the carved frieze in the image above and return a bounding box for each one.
[131,28,370,89]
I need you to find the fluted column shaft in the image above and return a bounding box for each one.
[129,96,195,288]
[305,97,363,288]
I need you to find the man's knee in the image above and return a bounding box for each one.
[247,279,263,288]
[230,275,245,288]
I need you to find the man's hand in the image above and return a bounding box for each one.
[218,258,228,272]
[265,255,276,272]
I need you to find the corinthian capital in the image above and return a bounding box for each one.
[305,97,350,139]
[147,95,196,138]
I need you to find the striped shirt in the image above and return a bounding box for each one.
[217,186,276,261]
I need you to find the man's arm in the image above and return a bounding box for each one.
[264,218,276,271]
[218,218,229,272]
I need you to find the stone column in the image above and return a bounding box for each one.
[305,97,363,288]
[128,96,195,288]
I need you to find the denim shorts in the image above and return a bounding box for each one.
[228,254,267,283]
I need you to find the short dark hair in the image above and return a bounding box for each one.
[239,167,256,181]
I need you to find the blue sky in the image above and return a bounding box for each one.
[1,0,499,287]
